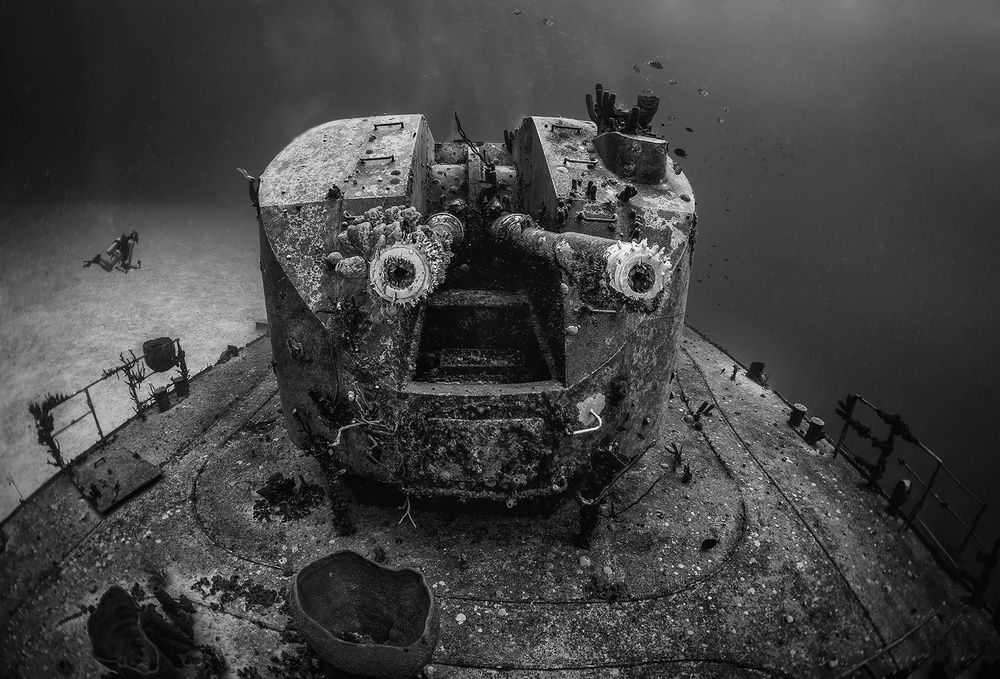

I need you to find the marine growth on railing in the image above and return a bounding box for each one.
[832,393,998,611]
[27,338,191,474]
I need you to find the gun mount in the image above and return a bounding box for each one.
[257,84,697,508]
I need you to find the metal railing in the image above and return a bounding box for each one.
[832,393,999,610]
[31,339,190,468]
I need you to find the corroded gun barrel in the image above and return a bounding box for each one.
[367,212,464,306]
[489,212,672,305]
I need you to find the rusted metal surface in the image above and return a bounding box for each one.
[4,331,997,677]
[258,104,696,507]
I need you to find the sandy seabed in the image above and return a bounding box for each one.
[0,202,267,521]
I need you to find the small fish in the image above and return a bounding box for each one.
[648,60,664,69]
[512,9,523,15]
[723,106,729,112]
[674,148,688,158]
[717,117,724,123]
[542,17,553,26]
[698,88,709,97]
[632,64,641,73]
[685,127,693,132]
[667,78,679,85]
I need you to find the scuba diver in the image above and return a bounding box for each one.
[83,230,140,273]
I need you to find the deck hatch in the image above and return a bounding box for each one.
[413,291,552,384]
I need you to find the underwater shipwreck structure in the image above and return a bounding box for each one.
[258,84,693,509]
[1,85,998,678]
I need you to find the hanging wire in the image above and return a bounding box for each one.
[454,112,489,165]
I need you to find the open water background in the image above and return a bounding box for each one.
[2,0,998,539]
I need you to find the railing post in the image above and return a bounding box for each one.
[84,386,105,441]
[872,433,896,486]
[958,503,988,556]
[832,394,858,459]
[902,460,941,532]
[975,538,1000,596]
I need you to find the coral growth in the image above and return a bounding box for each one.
[252,472,326,522]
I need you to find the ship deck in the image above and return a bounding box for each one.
[1,326,997,678]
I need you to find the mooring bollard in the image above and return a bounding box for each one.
[172,375,190,399]
[804,417,825,446]
[889,479,911,512]
[153,386,171,413]
[788,403,808,428]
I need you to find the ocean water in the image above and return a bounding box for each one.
[2,0,998,530]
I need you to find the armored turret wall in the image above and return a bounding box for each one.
[258,115,433,453]
[257,112,697,508]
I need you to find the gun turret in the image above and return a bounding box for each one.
[257,90,696,509]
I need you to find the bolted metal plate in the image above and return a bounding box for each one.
[69,442,162,514]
